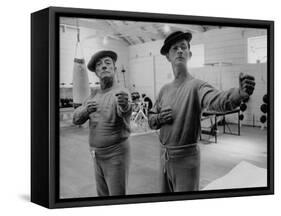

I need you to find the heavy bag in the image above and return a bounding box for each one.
[72,58,90,108]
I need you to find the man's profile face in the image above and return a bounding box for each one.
[166,39,191,66]
[95,56,116,79]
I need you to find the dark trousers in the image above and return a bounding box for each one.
[160,144,200,192]
[90,139,130,196]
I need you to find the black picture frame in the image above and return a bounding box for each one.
[31,6,274,208]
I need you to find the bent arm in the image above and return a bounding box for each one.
[148,111,161,130]
[148,92,162,130]
[117,102,132,118]
[116,89,133,118]
[72,105,89,125]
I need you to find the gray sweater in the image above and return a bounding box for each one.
[73,85,132,148]
[148,78,243,147]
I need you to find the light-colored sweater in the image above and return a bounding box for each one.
[73,85,132,148]
[148,78,243,147]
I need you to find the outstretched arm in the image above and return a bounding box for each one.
[199,73,255,112]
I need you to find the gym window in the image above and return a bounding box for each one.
[248,35,267,64]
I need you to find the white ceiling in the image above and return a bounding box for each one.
[60,17,221,46]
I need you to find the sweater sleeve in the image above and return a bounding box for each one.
[72,90,96,125]
[198,81,245,112]
[72,104,89,125]
[148,89,163,130]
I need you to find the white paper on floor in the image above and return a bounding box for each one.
[202,161,267,190]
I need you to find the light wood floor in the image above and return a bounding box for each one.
[59,124,267,198]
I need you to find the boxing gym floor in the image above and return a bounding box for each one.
[60,123,267,198]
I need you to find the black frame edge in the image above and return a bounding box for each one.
[49,7,58,209]
[268,21,274,194]
[31,7,51,208]
[48,6,274,27]
[52,188,272,208]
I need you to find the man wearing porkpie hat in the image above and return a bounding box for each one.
[148,31,255,192]
[73,50,132,196]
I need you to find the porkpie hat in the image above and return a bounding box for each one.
[160,31,192,55]
[87,50,117,72]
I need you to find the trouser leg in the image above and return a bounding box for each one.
[160,148,173,193]
[102,140,130,196]
[172,146,200,192]
[160,171,173,193]
[93,157,110,196]
[172,158,200,192]
[161,146,200,192]
[105,152,129,196]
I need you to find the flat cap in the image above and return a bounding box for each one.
[160,31,192,55]
[87,50,117,72]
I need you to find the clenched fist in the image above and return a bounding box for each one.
[239,73,255,99]
[116,91,129,110]
[158,106,173,125]
[86,100,98,114]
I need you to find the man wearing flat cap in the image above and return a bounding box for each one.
[73,50,132,196]
[148,31,256,192]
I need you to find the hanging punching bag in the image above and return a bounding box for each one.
[72,27,90,109]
